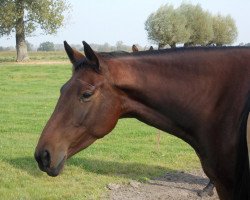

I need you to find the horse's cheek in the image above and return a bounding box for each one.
[92,100,120,137]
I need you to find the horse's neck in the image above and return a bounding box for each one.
[108,56,193,93]
[107,55,208,144]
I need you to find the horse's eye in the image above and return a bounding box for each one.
[80,92,92,102]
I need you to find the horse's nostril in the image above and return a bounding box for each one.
[41,150,51,168]
[35,149,51,169]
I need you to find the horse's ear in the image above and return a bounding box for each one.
[64,41,84,64]
[82,41,100,71]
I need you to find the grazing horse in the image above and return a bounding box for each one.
[35,41,250,200]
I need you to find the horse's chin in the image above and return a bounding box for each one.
[44,156,66,177]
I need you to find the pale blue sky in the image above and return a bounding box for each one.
[1,0,250,47]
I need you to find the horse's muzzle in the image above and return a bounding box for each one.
[35,150,50,171]
[34,149,65,177]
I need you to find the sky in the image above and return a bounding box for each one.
[1,0,250,47]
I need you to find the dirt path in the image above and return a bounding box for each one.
[106,170,219,200]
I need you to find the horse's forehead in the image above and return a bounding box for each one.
[61,72,86,91]
[73,68,95,80]
[72,68,104,85]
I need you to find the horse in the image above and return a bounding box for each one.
[132,44,139,52]
[132,44,154,52]
[35,41,250,200]
[134,43,215,197]
[149,46,154,51]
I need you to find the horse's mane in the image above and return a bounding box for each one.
[127,46,250,57]
[74,46,250,71]
[98,51,130,58]
[74,51,131,71]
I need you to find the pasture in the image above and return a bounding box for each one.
[0,52,200,199]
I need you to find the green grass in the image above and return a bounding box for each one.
[0,51,68,62]
[0,61,200,199]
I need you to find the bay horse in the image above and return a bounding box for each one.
[35,41,250,200]
[134,43,215,197]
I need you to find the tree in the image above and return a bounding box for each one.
[145,4,190,48]
[0,0,70,61]
[145,3,237,48]
[178,3,213,46]
[37,41,55,51]
[211,14,238,46]
[116,41,124,50]
[99,42,110,52]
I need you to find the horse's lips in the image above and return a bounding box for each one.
[45,156,66,177]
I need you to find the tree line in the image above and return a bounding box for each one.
[145,3,238,48]
[1,40,250,52]
[0,41,149,52]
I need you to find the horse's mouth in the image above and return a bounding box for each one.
[47,157,66,177]
[38,155,66,177]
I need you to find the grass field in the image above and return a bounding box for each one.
[0,51,68,62]
[0,53,200,199]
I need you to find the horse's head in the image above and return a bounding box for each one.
[35,41,122,176]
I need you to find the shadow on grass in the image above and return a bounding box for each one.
[3,156,43,177]
[68,157,173,181]
[4,155,170,179]
[67,157,208,186]
[5,155,173,180]
[4,156,208,187]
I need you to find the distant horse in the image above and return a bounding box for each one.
[132,45,154,52]
[132,44,139,52]
[35,41,250,200]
